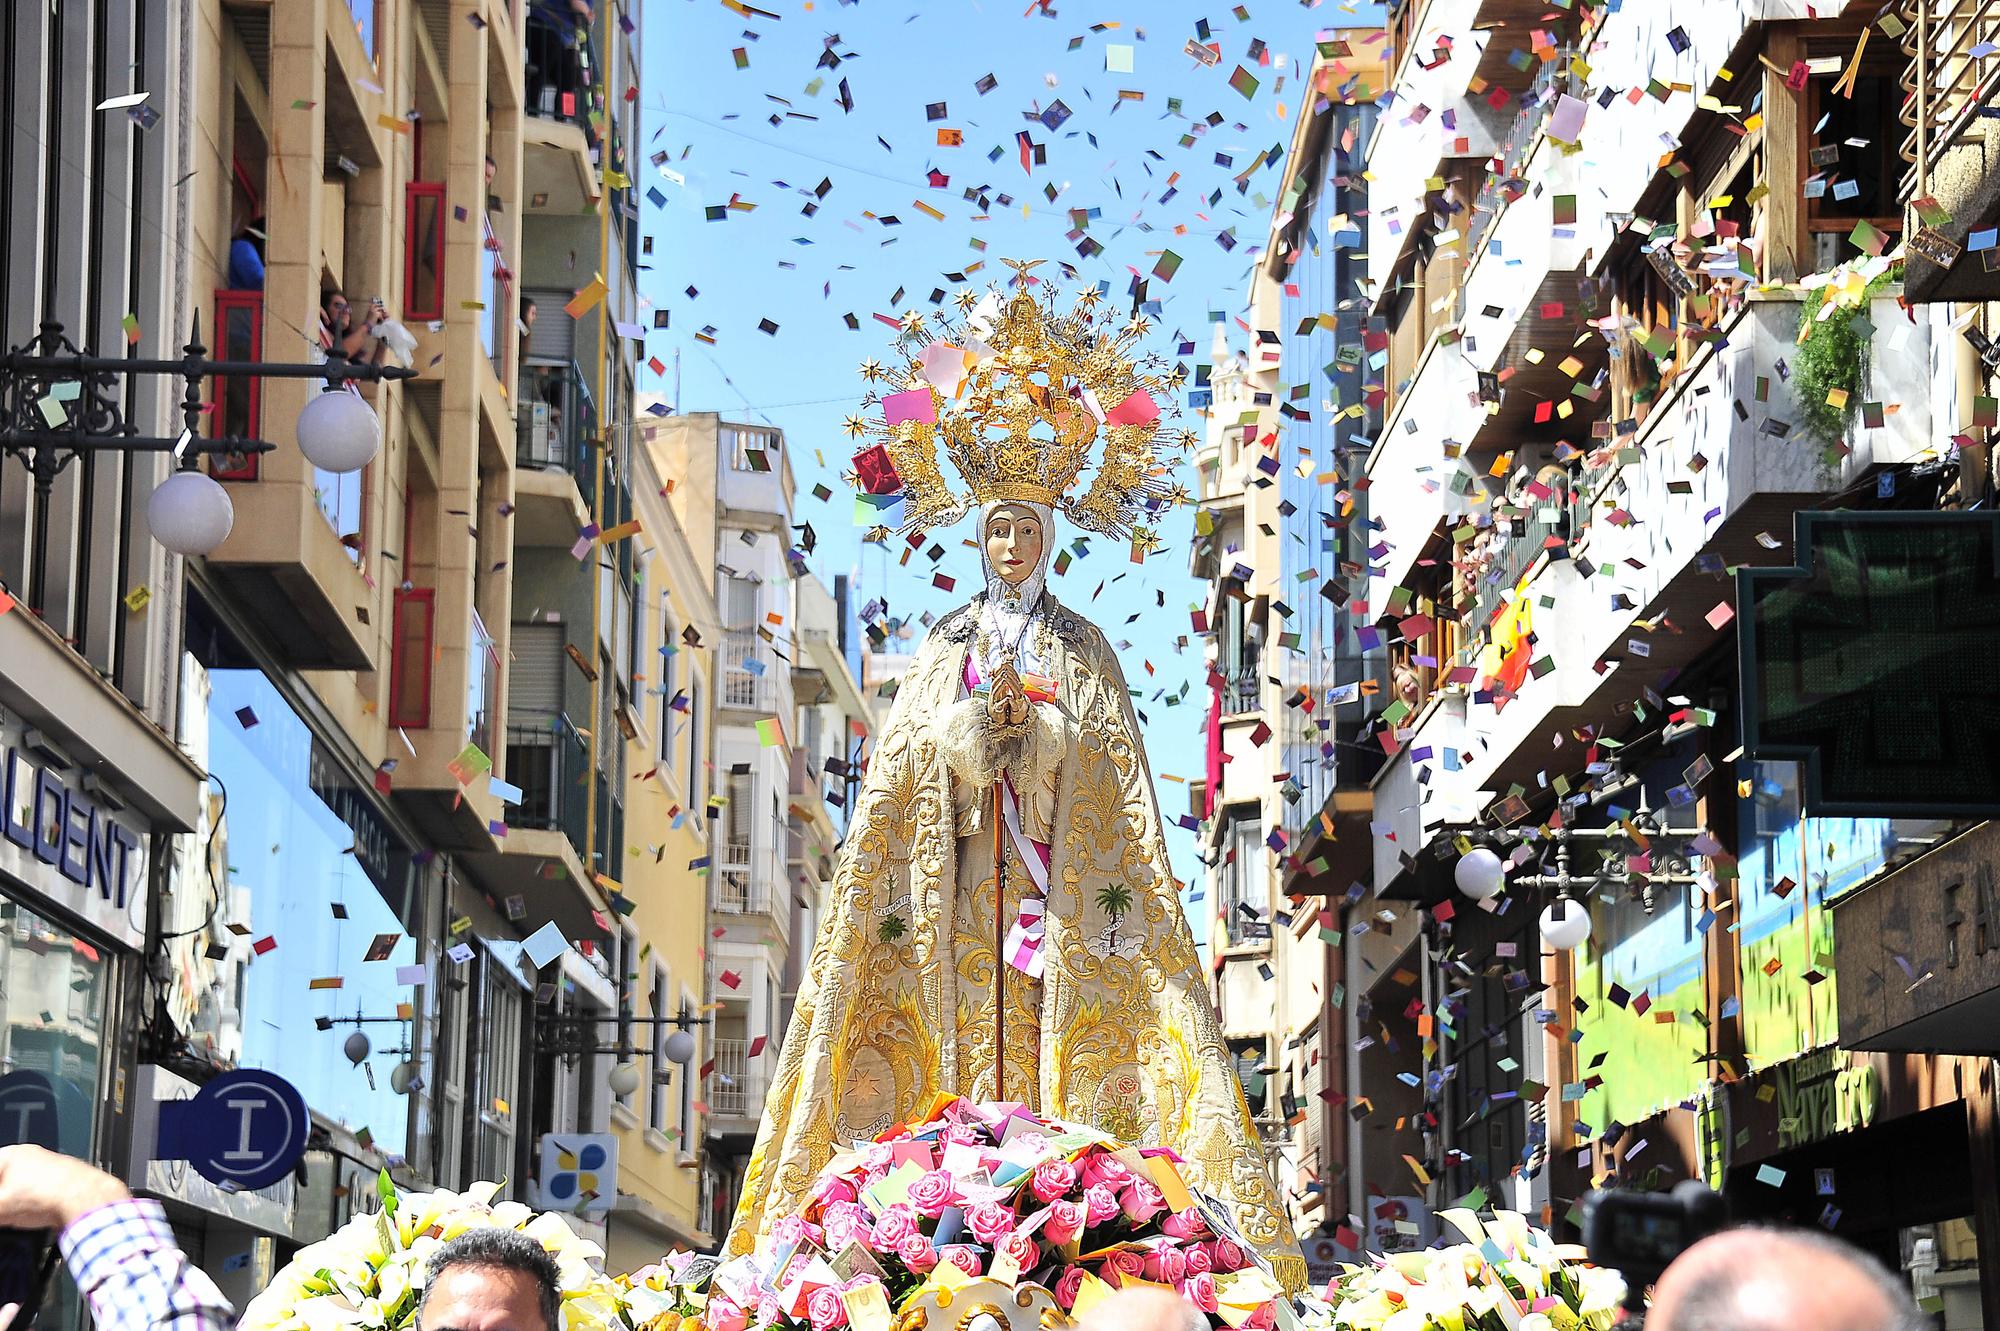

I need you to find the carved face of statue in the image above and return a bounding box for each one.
[984,504,1045,586]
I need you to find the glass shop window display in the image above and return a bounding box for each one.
[169,651,426,1160]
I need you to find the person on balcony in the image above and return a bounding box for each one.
[227,217,265,291]
[320,289,388,367]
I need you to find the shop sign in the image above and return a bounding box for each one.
[1831,821,2000,1052]
[0,720,148,949]
[1769,1047,1879,1151]
[157,1069,311,1192]
[539,1133,617,1214]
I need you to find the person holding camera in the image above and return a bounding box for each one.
[0,1144,233,1331]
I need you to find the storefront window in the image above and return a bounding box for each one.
[181,660,423,1157]
[0,899,111,1331]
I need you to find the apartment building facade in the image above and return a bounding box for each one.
[1,0,656,1295]
[1193,35,1386,1280]
[656,414,866,1241]
[1335,0,2000,1320]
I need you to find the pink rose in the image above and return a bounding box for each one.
[1183,1243,1214,1275]
[996,1231,1040,1272]
[1102,1250,1148,1286]
[707,1298,749,1331]
[859,1142,895,1173]
[1179,1272,1219,1315]
[772,1215,823,1249]
[897,1232,940,1273]
[871,1204,921,1249]
[1029,1158,1078,1203]
[1210,1238,1248,1273]
[1161,1209,1210,1242]
[906,1169,957,1217]
[938,1245,983,1277]
[1043,1199,1087,1247]
[813,1176,860,1208]
[806,1286,849,1331]
[1142,1244,1187,1284]
[1084,1183,1122,1226]
[1244,1305,1275,1330]
[966,1200,1018,1247]
[1120,1178,1167,1226]
[1053,1266,1089,1311]
[944,1123,985,1146]
[1082,1155,1133,1192]
[822,1201,871,1251]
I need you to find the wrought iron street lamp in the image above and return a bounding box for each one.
[535,1005,710,1092]
[0,317,414,560]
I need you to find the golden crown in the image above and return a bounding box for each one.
[845,271,1195,544]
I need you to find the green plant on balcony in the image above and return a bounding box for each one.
[1791,263,1901,445]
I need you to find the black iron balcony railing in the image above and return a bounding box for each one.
[506,713,589,861]
[524,7,599,142]
[517,360,597,498]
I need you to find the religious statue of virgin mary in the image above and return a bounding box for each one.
[725,278,1305,1291]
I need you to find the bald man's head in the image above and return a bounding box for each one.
[1648,1227,1923,1331]
[1075,1288,1207,1331]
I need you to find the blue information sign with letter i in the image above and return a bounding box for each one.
[157,1069,311,1192]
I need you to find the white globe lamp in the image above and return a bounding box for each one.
[1540,897,1592,951]
[295,388,381,473]
[342,1029,372,1065]
[147,470,235,556]
[663,1028,697,1067]
[608,1062,644,1097]
[1453,846,1507,900]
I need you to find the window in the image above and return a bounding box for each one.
[314,397,368,559]
[659,595,679,764]
[468,609,499,754]
[389,588,435,728]
[479,214,513,385]
[1217,808,1267,943]
[718,768,755,911]
[404,182,446,321]
[434,957,471,1187]
[211,290,263,479]
[723,423,781,471]
[1803,58,1903,271]
[685,680,703,808]
[722,574,761,707]
[648,963,671,1133]
[477,971,522,1185]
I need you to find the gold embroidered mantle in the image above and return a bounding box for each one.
[723,595,1304,1291]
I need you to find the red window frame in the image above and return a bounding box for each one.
[405,180,447,323]
[210,290,263,480]
[389,587,437,729]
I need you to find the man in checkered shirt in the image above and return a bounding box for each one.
[0,1144,233,1331]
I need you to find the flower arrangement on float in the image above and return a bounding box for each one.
[236,1177,631,1331]
[622,1095,1291,1331]
[230,1103,1622,1331]
[1324,1209,1625,1331]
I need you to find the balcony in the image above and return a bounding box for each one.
[1898,0,2000,300]
[1219,670,1261,716]
[459,713,607,940]
[522,8,598,214]
[514,361,596,544]
[506,714,590,857]
[706,1036,765,1123]
[720,630,766,710]
[202,355,379,671]
[1451,290,1938,796]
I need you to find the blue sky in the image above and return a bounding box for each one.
[637,0,1384,923]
